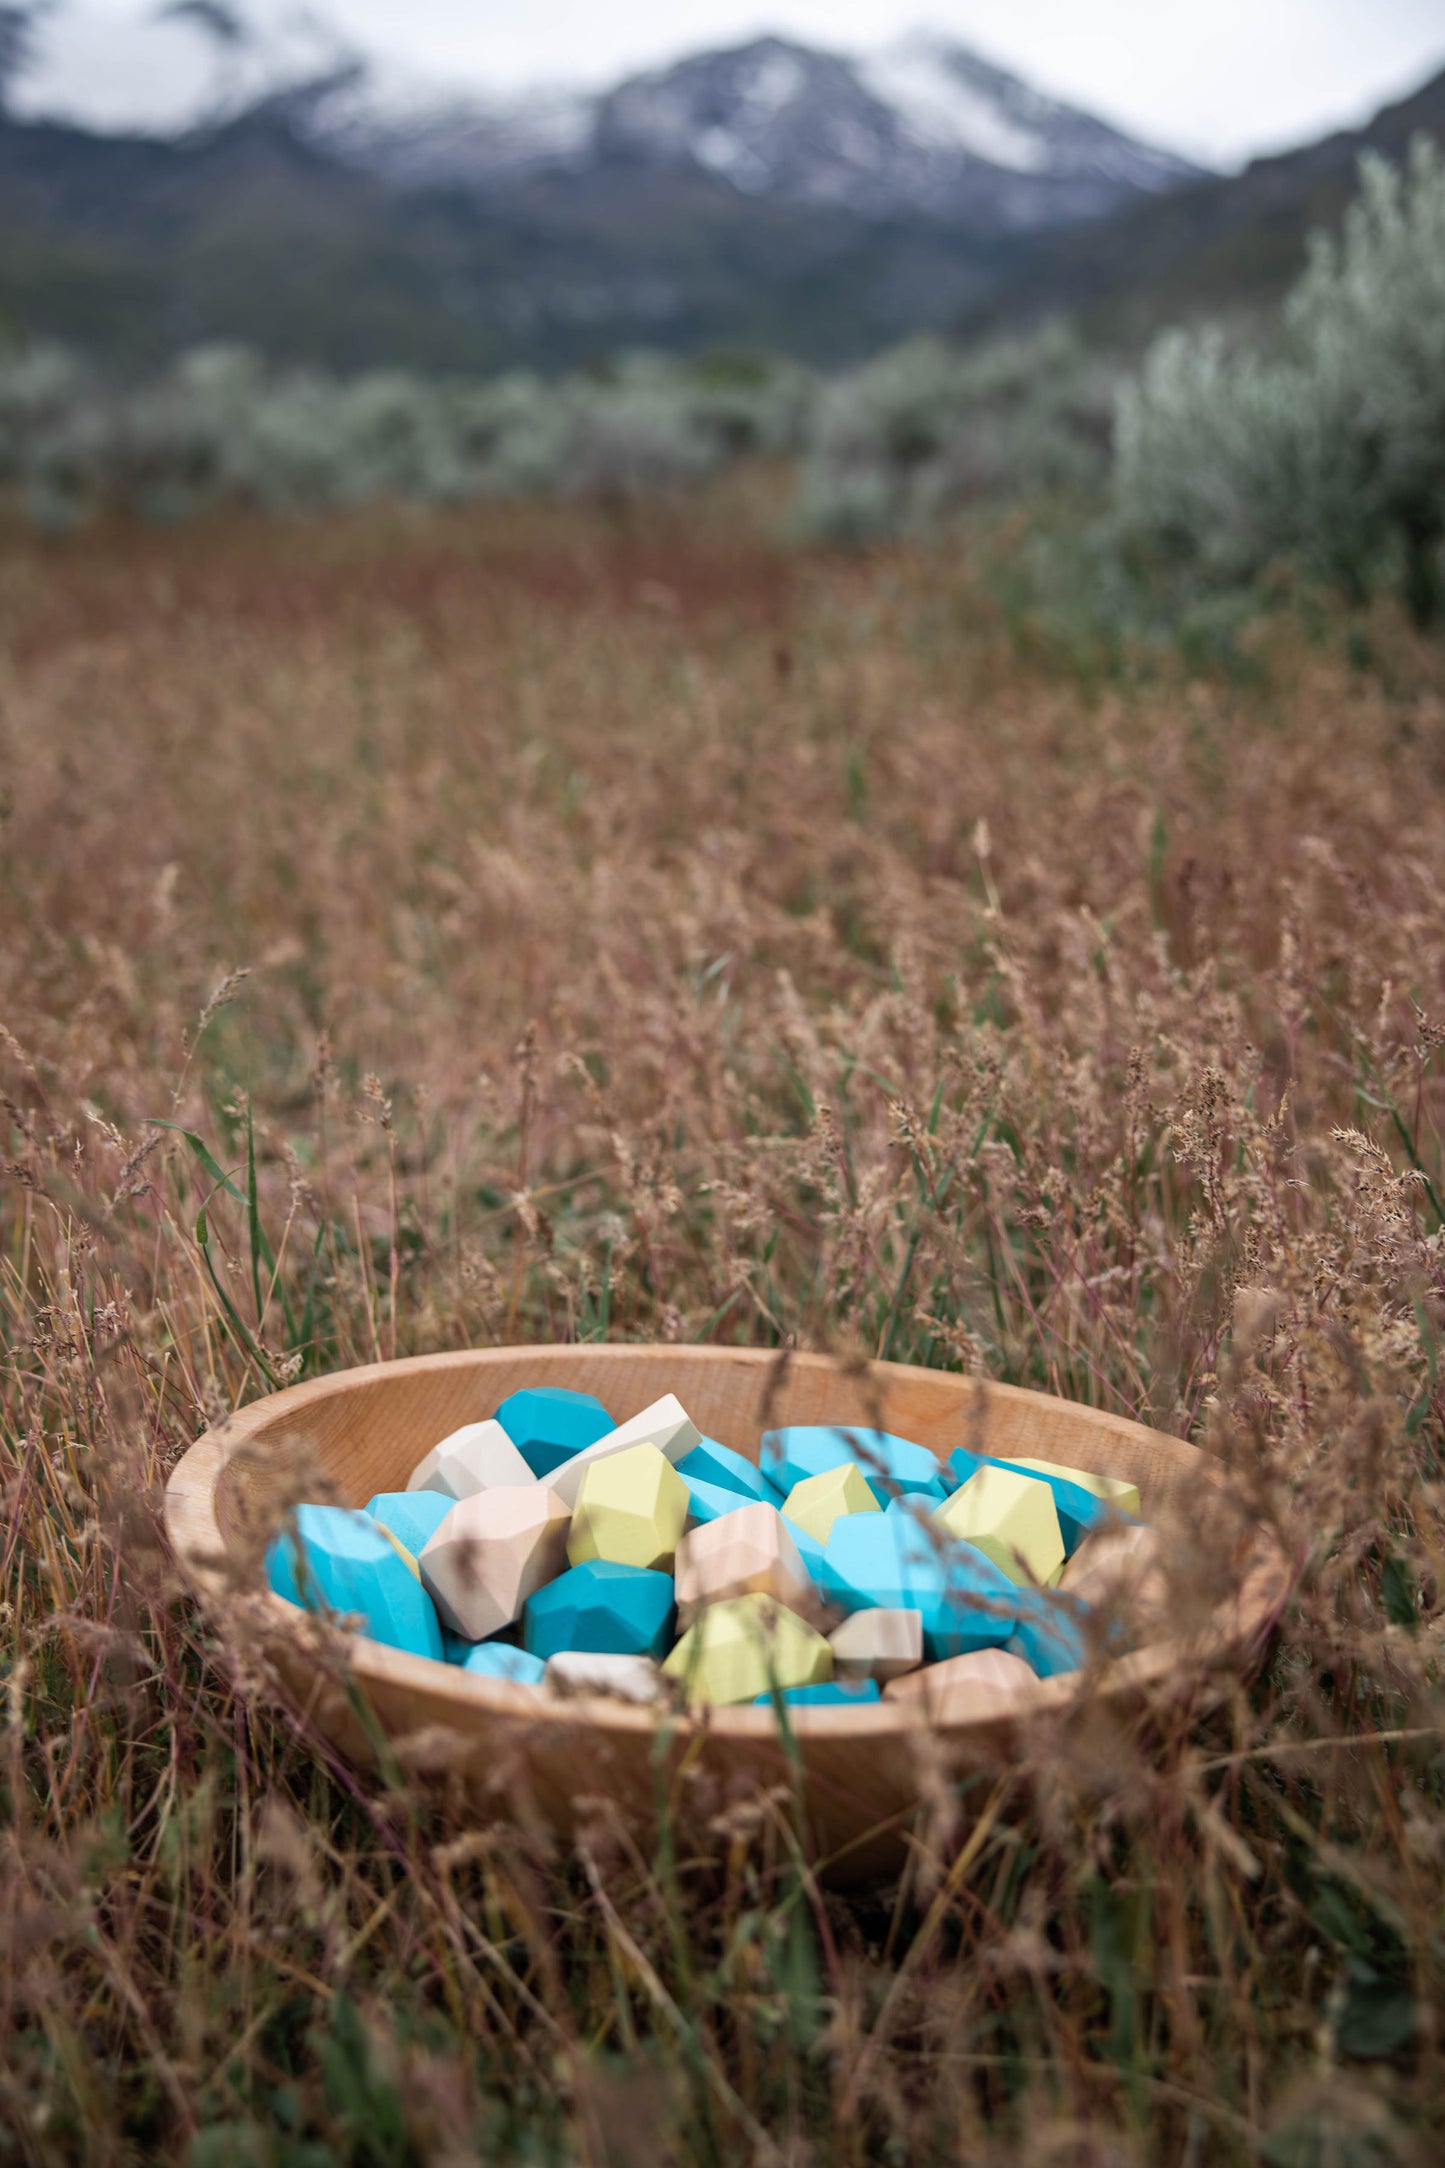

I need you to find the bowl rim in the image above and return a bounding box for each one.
[163,1344,1294,1741]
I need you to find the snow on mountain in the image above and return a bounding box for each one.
[4,6,1202,229]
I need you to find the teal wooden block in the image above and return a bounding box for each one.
[458,1642,546,1686]
[523,1560,676,1662]
[1007,1589,1090,1678]
[681,1472,753,1525]
[947,1448,1129,1555]
[754,1680,881,1707]
[494,1385,614,1477]
[821,1510,1017,1660]
[266,1503,443,1661]
[676,1438,772,1503]
[365,1490,453,1558]
[761,1425,948,1507]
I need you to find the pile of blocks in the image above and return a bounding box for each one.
[266,1384,1160,1714]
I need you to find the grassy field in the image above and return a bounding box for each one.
[1,483,1442,2163]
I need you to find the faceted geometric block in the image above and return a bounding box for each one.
[680,1472,753,1525]
[418,1485,571,1640]
[828,1607,924,1682]
[493,1386,614,1478]
[457,1642,546,1687]
[544,1650,664,1703]
[1007,1457,1141,1524]
[822,1510,1018,1660]
[760,1425,948,1507]
[674,1502,813,1623]
[266,1503,444,1661]
[946,1449,1136,1554]
[754,1680,881,1707]
[366,1490,454,1560]
[932,1466,1065,1587]
[547,1393,702,1509]
[1007,1587,1090,1678]
[376,1526,420,1578]
[663,1593,832,1707]
[567,1443,690,1571]
[407,1419,535,1501]
[676,1437,772,1503]
[782,1462,878,1546]
[523,1560,676,1662]
[884,1647,1041,1714]
[1060,1524,1164,1614]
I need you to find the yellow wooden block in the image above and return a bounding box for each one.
[547,1393,701,1509]
[377,1524,420,1580]
[932,1465,1065,1587]
[674,1502,812,1623]
[567,1442,690,1572]
[782,1462,877,1546]
[662,1594,832,1707]
[1007,1458,1142,1523]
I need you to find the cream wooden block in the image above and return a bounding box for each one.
[782,1462,878,1546]
[547,1393,702,1509]
[544,1651,664,1704]
[1061,1523,1165,1612]
[566,1443,690,1572]
[884,1647,1041,1715]
[1009,1457,1142,1523]
[933,1465,1065,1587]
[828,1607,923,1683]
[663,1593,832,1707]
[407,1419,535,1501]
[419,1484,571,1640]
[674,1501,813,1624]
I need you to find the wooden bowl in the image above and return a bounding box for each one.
[164,1346,1290,1879]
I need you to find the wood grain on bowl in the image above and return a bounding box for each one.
[164,1346,1292,1880]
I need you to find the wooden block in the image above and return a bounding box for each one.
[782,1462,878,1545]
[547,1393,702,1509]
[544,1651,664,1704]
[828,1607,923,1682]
[418,1484,571,1640]
[1060,1524,1164,1612]
[754,1680,881,1708]
[676,1437,773,1503]
[662,1593,832,1707]
[673,1501,813,1624]
[567,1442,690,1571]
[1007,1457,1142,1524]
[948,1450,1139,1551]
[267,1503,443,1661]
[761,1424,949,1506]
[407,1419,535,1501]
[456,1642,546,1687]
[365,1490,453,1559]
[523,1560,677,1661]
[822,1511,1018,1660]
[932,1466,1065,1588]
[884,1648,1042,1715]
[493,1385,614,1477]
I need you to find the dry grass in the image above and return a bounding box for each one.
[1,483,1443,2164]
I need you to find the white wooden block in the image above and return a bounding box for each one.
[546,1393,702,1509]
[828,1608,924,1683]
[407,1419,535,1501]
[543,1651,664,1704]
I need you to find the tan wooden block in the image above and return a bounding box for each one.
[407,1418,535,1501]
[674,1501,813,1624]
[544,1651,664,1704]
[782,1462,878,1546]
[1060,1523,1165,1615]
[828,1608,923,1682]
[884,1647,1041,1716]
[547,1393,702,1509]
[566,1443,690,1572]
[1008,1457,1142,1523]
[933,1465,1065,1587]
[419,1484,571,1640]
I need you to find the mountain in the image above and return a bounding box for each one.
[975,58,1445,346]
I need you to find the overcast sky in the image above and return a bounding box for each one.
[333,0,1445,166]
